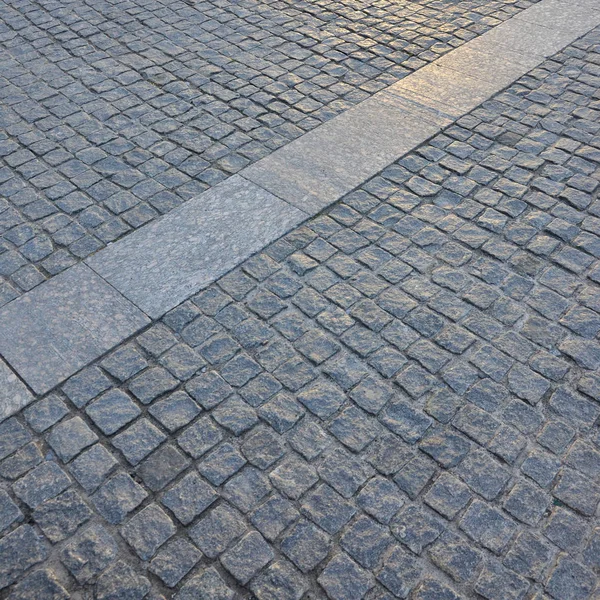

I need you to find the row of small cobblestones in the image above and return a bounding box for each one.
[2,13,600,600]
[0,0,536,302]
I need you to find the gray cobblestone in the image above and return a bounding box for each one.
[281,519,331,573]
[8,568,69,600]
[120,504,176,561]
[250,560,307,600]
[474,560,529,600]
[47,416,97,462]
[96,561,151,600]
[13,461,71,509]
[149,538,202,588]
[68,444,118,492]
[546,556,596,600]
[429,531,482,583]
[92,473,148,524]
[60,524,117,584]
[175,567,234,600]
[318,553,373,600]
[376,545,421,598]
[0,490,22,534]
[34,489,92,543]
[0,526,48,589]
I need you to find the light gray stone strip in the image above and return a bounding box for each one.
[512,0,600,34]
[0,360,34,423]
[86,175,306,319]
[0,264,149,395]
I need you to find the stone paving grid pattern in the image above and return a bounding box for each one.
[2,21,600,600]
[0,0,538,304]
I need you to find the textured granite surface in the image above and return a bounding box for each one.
[0,264,149,393]
[87,175,306,318]
[0,20,599,599]
[0,0,539,301]
[0,360,33,421]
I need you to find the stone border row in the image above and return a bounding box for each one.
[1,0,599,406]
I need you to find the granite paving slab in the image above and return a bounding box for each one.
[474,14,597,58]
[87,175,306,318]
[0,360,33,423]
[0,264,149,394]
[513,0,600,31]
[433,44,541,86]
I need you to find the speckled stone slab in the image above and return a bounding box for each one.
[0,264,149,395]
[0,360,33,423]
[433,44,540,88]
[513,0,600,35]
[387,64,501,119]
[87,176,306,319]
[474,12,597,59]
[242,92,445,214]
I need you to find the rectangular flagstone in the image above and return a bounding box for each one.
[242,92,445,214]
[87,175,306,319]
[386,64,501,119]
[0,360,33,423]
[471,16,592,60]
[513,0,600,34]
[0,264,149,395]
[432,44,540,88]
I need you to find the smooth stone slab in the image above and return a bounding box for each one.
[0,264,149,395]
[87,175,305,319]
[387,64,499,118]
[242,92,443,213]
[0,360,33,422]
[433,45,540,88]
[472,18,590,59]
[513,0,600,34]
[570,0,600,9]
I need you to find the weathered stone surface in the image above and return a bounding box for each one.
[0,360,33,423]
[3,9,600,600]
[60,524,118,584]
[120,504,176,560]
[0,265,149,394]
[0,526,48,589]
[87,177,305,318]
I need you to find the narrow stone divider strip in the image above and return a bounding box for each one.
[0,0,599,401]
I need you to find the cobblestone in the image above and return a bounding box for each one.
[2,16,600,600]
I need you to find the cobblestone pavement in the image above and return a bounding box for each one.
[0,0,538,303]
[2,19,600,600]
